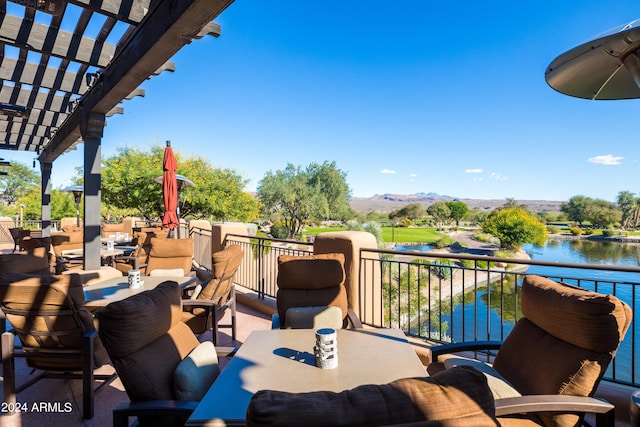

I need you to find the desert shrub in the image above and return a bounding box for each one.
[602,229,617,238]
[270,224,290,239]
[583,228,594,235]
[570,227,582,236]
[546,225,561,234]
[400,218,413,227]
[431,260,454,279]
[458,259,475,269]
[433,237,449,249]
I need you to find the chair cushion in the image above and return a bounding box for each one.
[96,281,200,401]
[0,247,51,275]
[174,341,220,401]
[443,356,521,400]
[211,244,243,280]
[149,268,185,277]
[277,253,345,290]
[520,275,632,353]
[246,365,499,427]
[285,306,344,329]
[96,281,186,358]
[0,272,108,369]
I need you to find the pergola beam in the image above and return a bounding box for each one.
[39,0,233,163]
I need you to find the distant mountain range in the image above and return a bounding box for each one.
[349,193,564,213]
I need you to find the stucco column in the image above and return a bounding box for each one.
[313,231,381,324]
[40,161,52,237]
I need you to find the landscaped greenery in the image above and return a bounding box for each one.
[382,226,450,243]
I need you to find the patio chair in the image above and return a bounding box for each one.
[428,274,632,427]
[0,272,116,419]
[8,227,30,252]
[181,244,243,344]
[273,253,362,329]
[141,237,194,277]
[95,281,234,427]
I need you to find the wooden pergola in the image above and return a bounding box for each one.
[0,0,234,268]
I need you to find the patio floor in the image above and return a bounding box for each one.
[0,286,636,426]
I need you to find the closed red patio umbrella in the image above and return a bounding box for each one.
[161,141,179,234]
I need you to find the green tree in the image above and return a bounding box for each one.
[0,162,39,205]
[445,200,469,227]
[583,199,621,229]
[307,161,353,221]
[482,206,547,250]
[426,202,450,228]
[389,203,426,222]
[616,191,637,229]
[561,195,592,225]
[101,146,260,222]
[257,162,352,239]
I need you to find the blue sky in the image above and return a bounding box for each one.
[5,1,640,202]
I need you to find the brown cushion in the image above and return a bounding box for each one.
[146,237,194,274]
[246,365,499,427]
[102,223,125,236]
[277,253,345,290]
[198,245,243,302]
[0,247,51,275]
[96,280,186,358]
[520,275,631,353]
[96,281,199,402]
[212,244,243,280]
[0,272,107,369]
[492,275,632,427]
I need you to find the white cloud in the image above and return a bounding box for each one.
[587,154,623,165]
[489,172,508,181]
[380,168,396,174]
[465,168,483,174]
[409,173,417,178]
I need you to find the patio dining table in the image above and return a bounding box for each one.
[186,328,426,427]
[83,275,197,311]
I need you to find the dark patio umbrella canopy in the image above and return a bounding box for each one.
[545,19,640,100]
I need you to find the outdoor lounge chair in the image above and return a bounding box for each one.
[8,227,30,252]
[428,274,632,427]
[181,244,243,344]
[0,272,116,419]
[273,253,362,329]
[96,281,234,427]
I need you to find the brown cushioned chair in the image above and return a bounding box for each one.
[96,281,233,427]
[0,272,116,419]
[8,227,31,252]
[274,253,362,329]
[141,237,194,277]
[428,275,632,427]
[182,244,244,344]
[246,365,500,427]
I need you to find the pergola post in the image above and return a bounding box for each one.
[80,113,105,271]
[40,161,52,237]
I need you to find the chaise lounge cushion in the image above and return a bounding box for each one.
[246,365,499,427]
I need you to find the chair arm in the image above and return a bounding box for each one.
[429,340,503,360]
[495,395,615,426]
[347,308,363,328]
[112,400,198,427]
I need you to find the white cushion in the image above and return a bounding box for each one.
[444,356,521,399]
[285,306,343,329]
[149,268,184,277]
[173,341,220,401]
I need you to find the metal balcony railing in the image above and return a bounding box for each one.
[190,230,640,388]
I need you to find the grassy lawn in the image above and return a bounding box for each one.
[381,226,447,243]
[304,225,448,243]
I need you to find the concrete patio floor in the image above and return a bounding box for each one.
[0,287,636,426]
